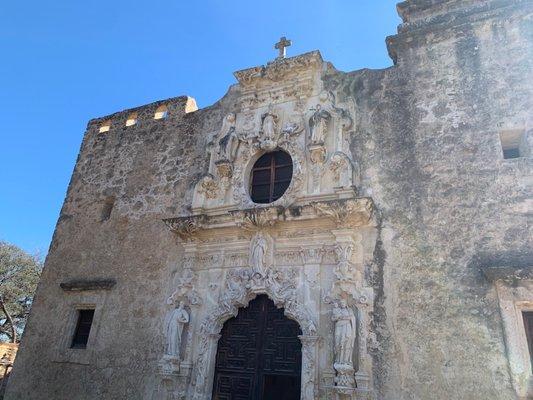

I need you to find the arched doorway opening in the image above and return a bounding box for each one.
[212,295,302,400]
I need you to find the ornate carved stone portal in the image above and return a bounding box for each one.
[156,50,378,400]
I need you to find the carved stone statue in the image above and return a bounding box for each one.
[164,301,190,358]
[217,113,239,161]
[309,104,331,144]
[260,113,278,148]
[250,233,268,276]
[332,299,356,367]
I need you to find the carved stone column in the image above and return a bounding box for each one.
[308,144,326,194]
[300,245,324,304]
[354,303,372,392]
[299,335,320,400]
[191,333,221,400]
[329,230,361,398]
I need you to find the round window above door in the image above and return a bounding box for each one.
[249,150,293,204]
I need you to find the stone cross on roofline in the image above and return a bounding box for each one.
[274,36,292,59]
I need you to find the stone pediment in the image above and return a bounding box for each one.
[233,51,324,111]
[234,51,323,87]
[193,51,357,215]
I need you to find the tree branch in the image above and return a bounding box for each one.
[0,297,16,343]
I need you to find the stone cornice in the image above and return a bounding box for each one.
[387,0,532,63]
[163,198,375,241]
[396,0,525,28]
[60,278,116,291]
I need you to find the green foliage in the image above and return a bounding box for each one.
[0,241,43,343]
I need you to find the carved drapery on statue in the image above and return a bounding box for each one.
[309,104,331,144]
[332,300,357,391]
[216,113,238,162]
[333,300,356,367]
[164,301,189,358]
[260,112,278,151]
[250,232,269,277]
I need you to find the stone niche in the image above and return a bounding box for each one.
[483,265,533,400]
[153,51,379,400]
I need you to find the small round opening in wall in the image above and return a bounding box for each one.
[250,150,293,204]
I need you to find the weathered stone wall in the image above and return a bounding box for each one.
[4,95,240,399]
[6,0,532,399]
[324,1,532,398]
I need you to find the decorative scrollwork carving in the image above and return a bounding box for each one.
[168,268,202,306]
[231,208,279,231]
[199,175,219,199]
[164,217,205,241]
[311,199,374,228]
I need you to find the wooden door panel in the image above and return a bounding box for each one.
[212,295,302,400]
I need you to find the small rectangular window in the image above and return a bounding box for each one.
[523,311,533,368]
[71,309,95,349]
[100,197,115,222]
[499,129,526,159]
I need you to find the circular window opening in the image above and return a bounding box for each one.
[250,150,293,204]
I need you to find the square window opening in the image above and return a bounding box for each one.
[500,129,526,159]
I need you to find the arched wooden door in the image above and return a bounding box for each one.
[212,295,302,400]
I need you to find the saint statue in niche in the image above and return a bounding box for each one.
[163,301,190,358]
[261,113,278,142]
[250,233,268,277]
[217,113,239,161]
[332,299,356,367]
[309,104,331,144]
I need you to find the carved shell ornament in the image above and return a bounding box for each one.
[311,199,374,227]
[232,208,279,231]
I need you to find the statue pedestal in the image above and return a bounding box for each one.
[158,355,180,375]
[333,363,356,399]
[154,359,191,400]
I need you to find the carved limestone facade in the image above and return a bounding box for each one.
[157,52,378,400]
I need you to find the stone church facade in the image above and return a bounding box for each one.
[6,1,533,399]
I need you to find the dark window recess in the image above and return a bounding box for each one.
[503,147,520,159]
[499,129,525,159]
[523,312,533,368]
[100,197,115,221]
[71,309,95,349]
[250,151,293,204]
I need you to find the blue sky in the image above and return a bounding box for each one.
[0,1,401,255]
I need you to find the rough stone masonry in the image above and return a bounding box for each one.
[5,0,533,399]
